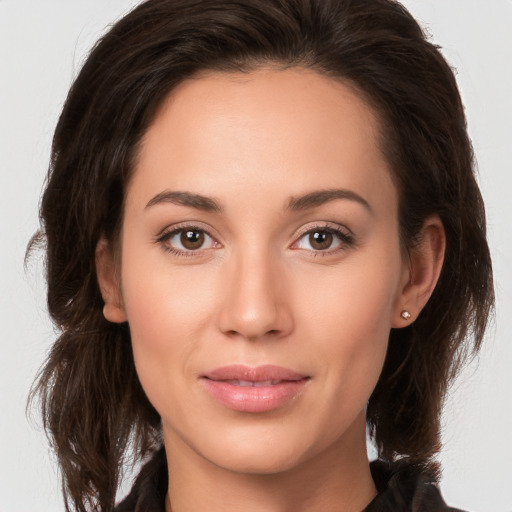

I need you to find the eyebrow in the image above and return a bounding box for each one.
[145,188,372,214]
[145,191,222,212]
[287,189,373,214]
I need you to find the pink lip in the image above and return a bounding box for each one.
[201,365,310,413]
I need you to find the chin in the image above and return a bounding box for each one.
[210,442,307,476]
[162,415,310,476]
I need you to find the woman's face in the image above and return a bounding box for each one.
[115,68,410,474]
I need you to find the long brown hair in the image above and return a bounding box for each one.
[30,0,494,510]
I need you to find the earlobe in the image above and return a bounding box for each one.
[392,215,446,328]
[95,238,127,323]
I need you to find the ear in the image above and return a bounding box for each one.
[392,215,446,327]
[95,238,127,323]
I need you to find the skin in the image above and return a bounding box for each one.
[97,67,445,512]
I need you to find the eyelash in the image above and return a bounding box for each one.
[155,223,355,258]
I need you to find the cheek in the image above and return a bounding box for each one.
[120,235,218,341]
[293,248,402,394]
[297,253,399,338]
[118,247,218,404]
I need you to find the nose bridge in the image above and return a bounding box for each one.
[217,244,292,340]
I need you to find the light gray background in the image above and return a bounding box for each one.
[1,1,511,511]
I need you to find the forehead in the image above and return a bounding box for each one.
[128,67,396,215]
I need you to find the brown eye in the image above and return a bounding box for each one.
[309,231,333,250]
[293,225,352,254]
[159,227,218,254]
[180,230,205,250]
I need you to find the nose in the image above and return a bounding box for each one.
[216,249,294,342]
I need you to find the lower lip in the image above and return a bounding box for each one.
[202,378,309,413]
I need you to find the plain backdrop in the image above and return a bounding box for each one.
[1,1,511,511]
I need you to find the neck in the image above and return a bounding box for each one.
[163,414,377,512]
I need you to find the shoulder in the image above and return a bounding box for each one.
[365,459,466,512]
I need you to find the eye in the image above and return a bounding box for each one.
[293,226,353,253]
[157,226,219,255]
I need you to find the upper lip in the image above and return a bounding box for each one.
[203,364,308,382]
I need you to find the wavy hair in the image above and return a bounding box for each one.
[29,0,494,510]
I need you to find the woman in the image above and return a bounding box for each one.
[30,0,494,511]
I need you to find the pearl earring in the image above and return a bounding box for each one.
[400,310,411,320]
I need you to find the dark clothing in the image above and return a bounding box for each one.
[364,460,464,512]
[115,447,465,512]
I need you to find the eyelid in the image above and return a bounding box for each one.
[292,221,352,240]
[155,220,219,239]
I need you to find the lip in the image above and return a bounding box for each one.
[201,364,310,413]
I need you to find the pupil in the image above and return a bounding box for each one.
[181,230,204,250]
[310,231,332,250]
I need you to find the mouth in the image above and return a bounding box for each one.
[201,365,310,413]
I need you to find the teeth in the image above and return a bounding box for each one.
[254,380,275,387]
[238,380,255,387]
[225,379,281,387]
